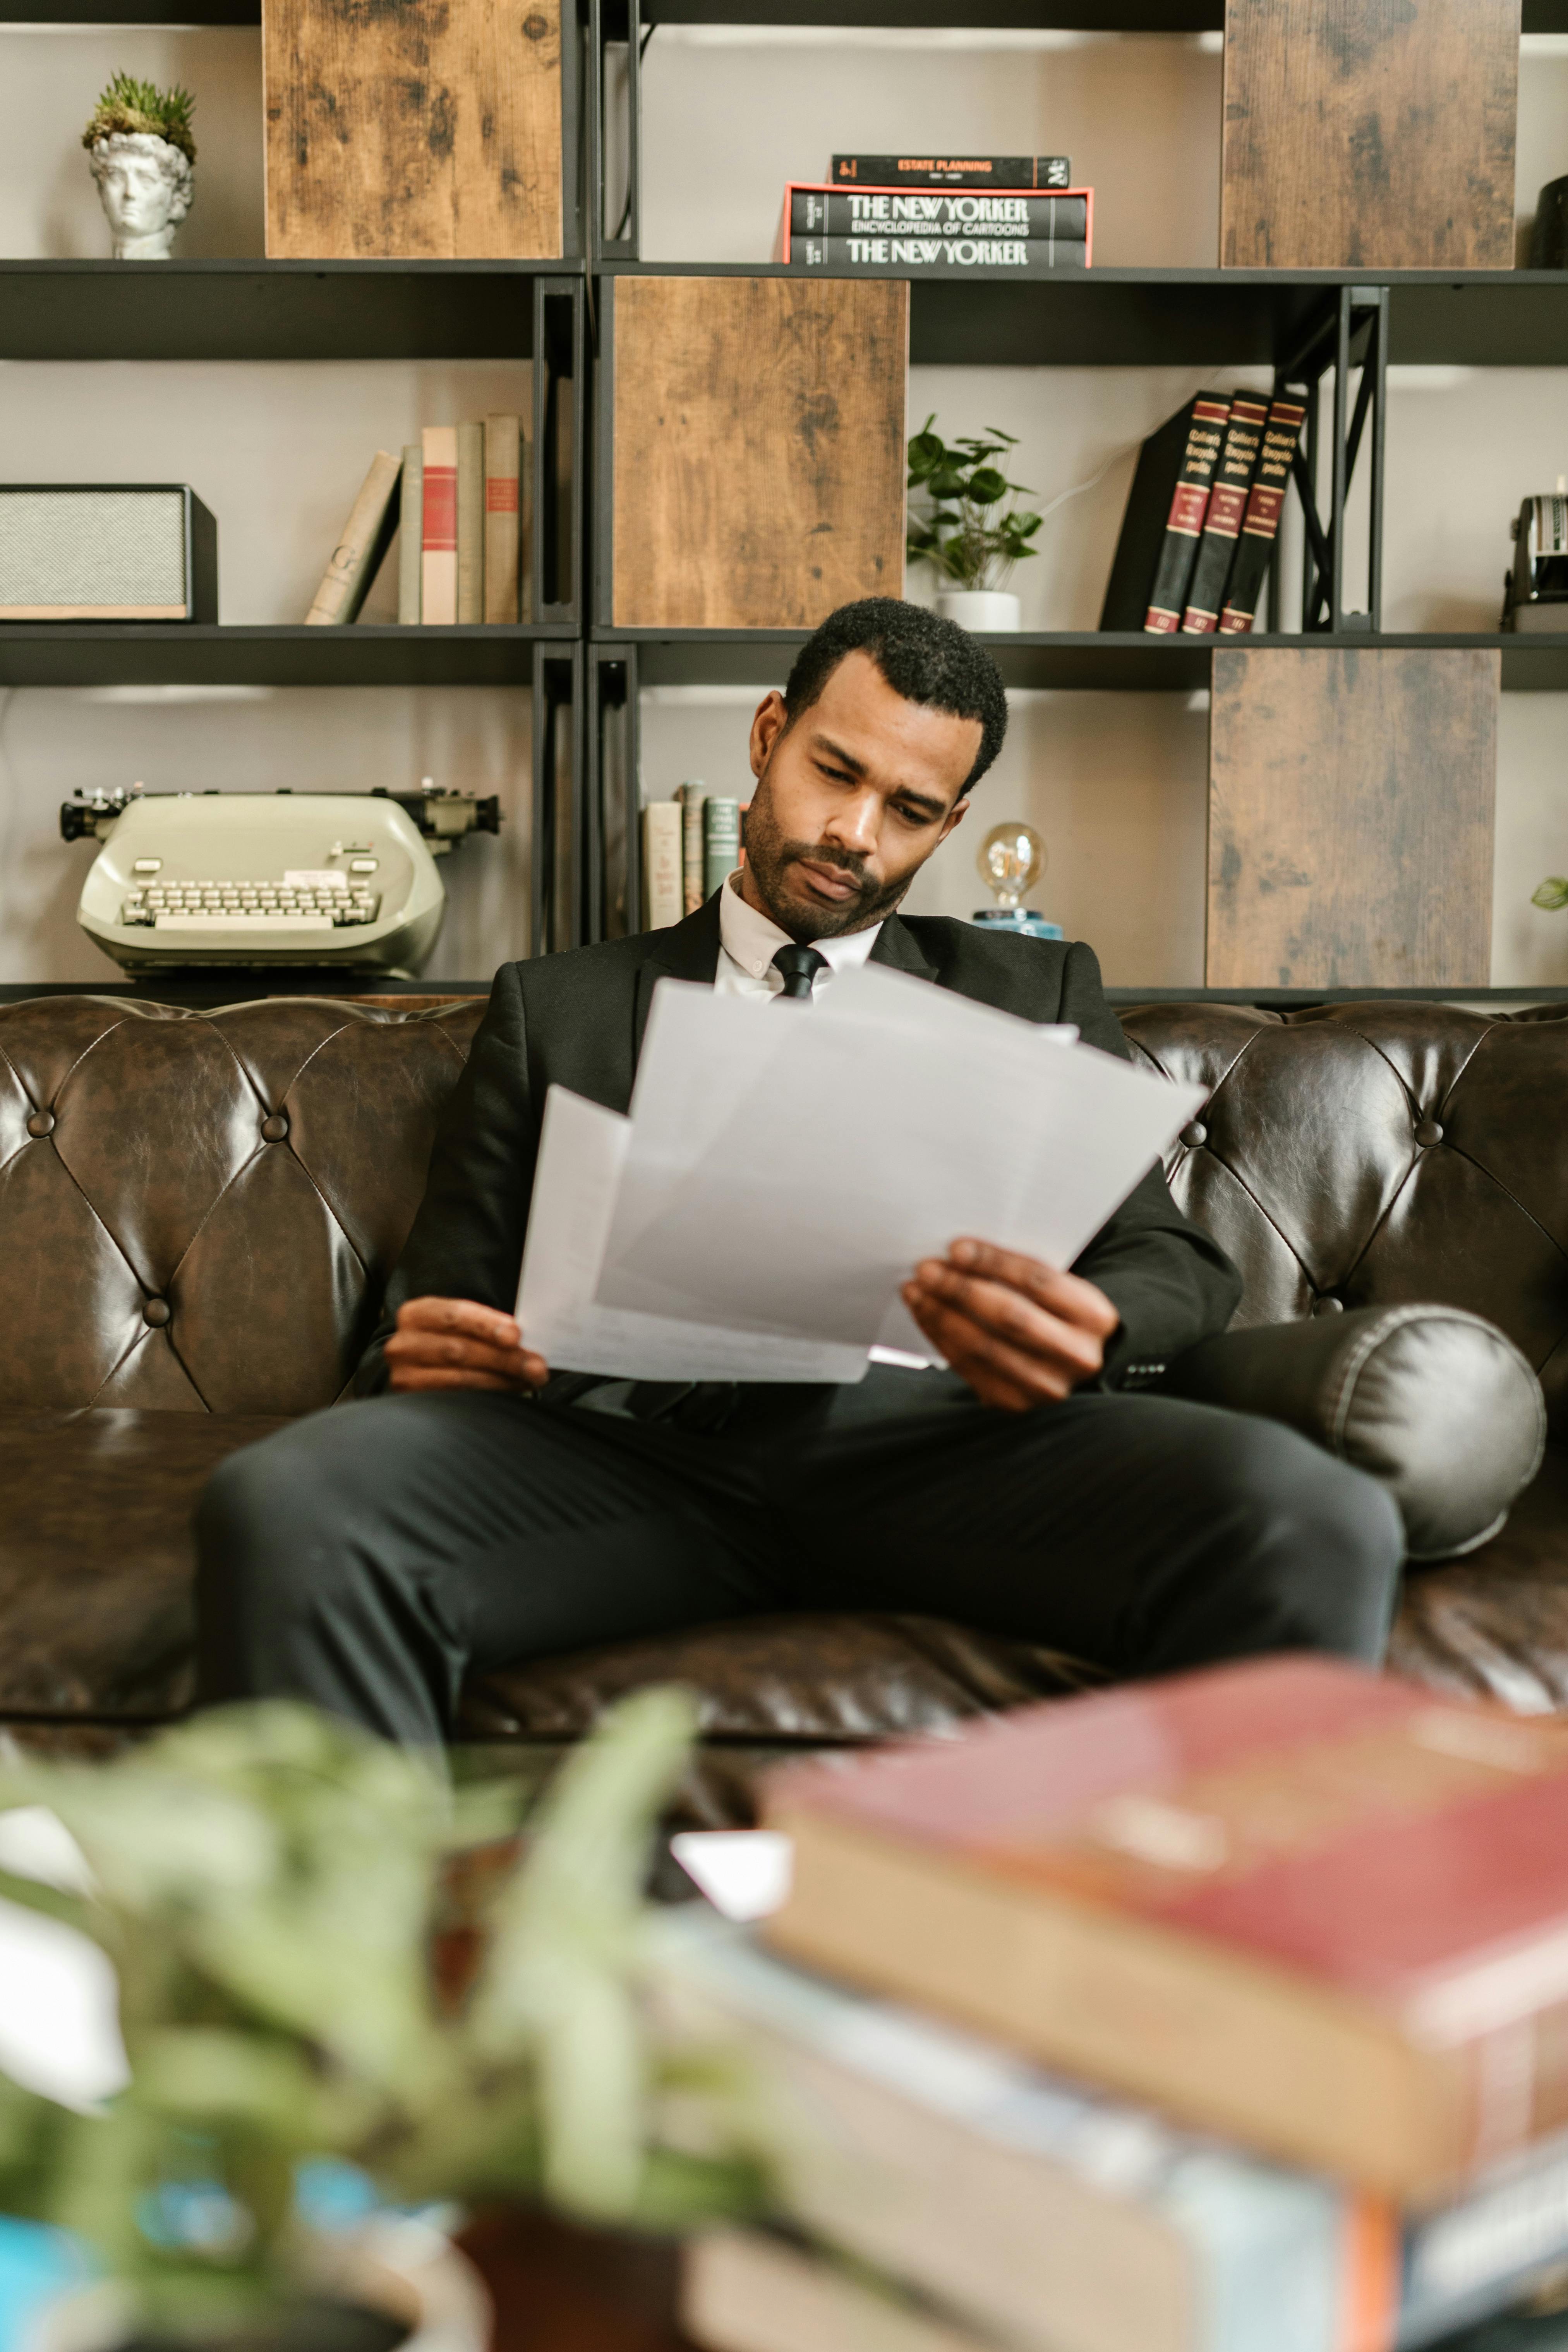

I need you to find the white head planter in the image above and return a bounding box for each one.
[88,132,194,261]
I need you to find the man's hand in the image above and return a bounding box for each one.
[902,1239,1120,1413]
[385,1297,549,1395]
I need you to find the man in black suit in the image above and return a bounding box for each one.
[196,600,1402,1743]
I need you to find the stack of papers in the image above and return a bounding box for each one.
[517,964,1205,1384]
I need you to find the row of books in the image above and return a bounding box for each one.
[672,1657,1568,2352]
[304,415,529,629]
[1100,390,1307,636]
[642,784,744,928]
[779,152,1090,276]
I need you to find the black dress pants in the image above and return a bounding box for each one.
[194,1378,1405,1746]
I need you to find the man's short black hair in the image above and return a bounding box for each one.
[781,597,1008,796]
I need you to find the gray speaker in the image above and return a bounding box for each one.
[0,485,217,622]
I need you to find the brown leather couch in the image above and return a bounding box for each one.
[2,992,1563,1814]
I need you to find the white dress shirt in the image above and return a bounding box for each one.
[714,872,882,1000]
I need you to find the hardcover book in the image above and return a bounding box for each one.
[642,801,683,930]
[455,419,484,625]
[791,189,1087,238]
[482,413,522,625]
[397,441,422,624]
[832,154,1071,189]
[1181,395,1268,633]
[420,425,458,627]
[780,184,1091,273]
[764,1656,1568,2201]
[659,1915,1568,2352]
[304,448,401,626]
[793,233,1087,276]
[1218,396,1307,634]
[676,781,708,915]
[1097,395,1230,633]
[703,797,741,897]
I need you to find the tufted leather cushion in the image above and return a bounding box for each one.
[1122,1001,1568,1429]
[0,996,483,1416]
[458,1614,1098,1745]
[0,1407,287,1717]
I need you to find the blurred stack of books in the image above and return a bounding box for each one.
[778,154,1090,278]
[304,415,530,628]
[643,783,745,926]
[662,1658,1568,2352]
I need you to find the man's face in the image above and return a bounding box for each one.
[741,649,979,942]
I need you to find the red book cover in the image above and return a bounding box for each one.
[767,1658,1568,2192]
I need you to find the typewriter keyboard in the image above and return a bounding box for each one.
[120,880,383,932]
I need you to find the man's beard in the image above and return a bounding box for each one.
[743,787,911,942]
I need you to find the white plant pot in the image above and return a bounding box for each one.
[934,590,1021,633]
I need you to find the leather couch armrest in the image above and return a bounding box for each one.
[1146,1305,1546,1561]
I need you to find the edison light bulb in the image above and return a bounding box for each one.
[978,822,1045,912]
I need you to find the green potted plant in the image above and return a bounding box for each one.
[905,416,1041,633]
[0,1691,767,2351]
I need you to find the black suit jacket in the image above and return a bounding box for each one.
[358,901,1240,1395]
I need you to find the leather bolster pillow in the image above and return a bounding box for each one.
[1153,1304,1546,1561]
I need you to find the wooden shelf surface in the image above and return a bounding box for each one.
[601,629,1568,692]
[0,260,575,363]
[0,624,572,689]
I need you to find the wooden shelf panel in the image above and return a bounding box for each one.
[603,629,1568,692]
[0,261,574,363]
[0,625,573,688]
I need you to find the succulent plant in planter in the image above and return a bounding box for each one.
[906,415,1042,633]
[0,1691,768,2350]
[83,74,197,261]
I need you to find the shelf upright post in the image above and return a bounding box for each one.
[589,0,642,262]
[531,638,586,954]
[1298,375,1319,633]
[1330,284,1351,633]
[532,276,587,628]
[1367,286,1388,632]
[585,641,639,944]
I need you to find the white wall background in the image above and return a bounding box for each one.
[4,24,1568,984]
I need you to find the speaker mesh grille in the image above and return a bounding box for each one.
[0,492,187,605]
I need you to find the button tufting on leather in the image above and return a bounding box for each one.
[1180,1120,1208,1149]
[1314,1295,1345,1316]
[1415,1119,1444,1148]
[143,1297,172,1328]
[24,1110,54,1138]
[260,1112,290,1143]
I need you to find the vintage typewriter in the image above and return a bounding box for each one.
[62,783,500,976]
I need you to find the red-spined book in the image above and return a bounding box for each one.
[1217,393,1307,634]
[764,1657,1568,2201]
[1096,394,1230,635]
[420,424,458,627]
[1180,393,1268,633]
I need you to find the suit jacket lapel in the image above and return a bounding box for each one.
[633,894,724,1063]
[870,911,938,983]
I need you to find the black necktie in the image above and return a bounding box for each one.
[771,944,829,1001]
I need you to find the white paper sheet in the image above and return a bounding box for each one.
[516,1086,870,1382]
[596,965,1203,1348]
[518,967,1206,1385]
